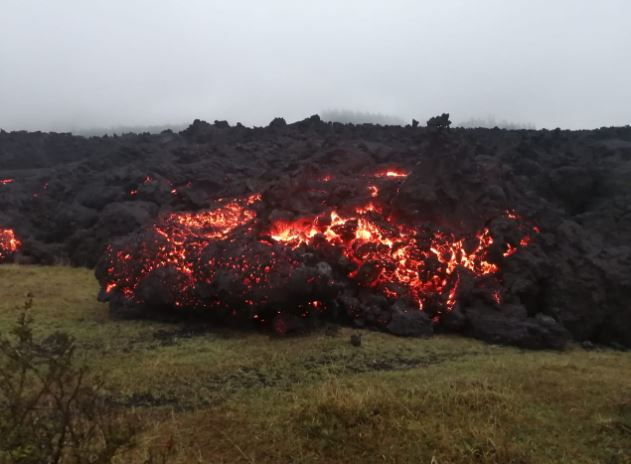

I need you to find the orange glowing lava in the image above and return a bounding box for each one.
[374,169,409,178]
[102,167,537,324]
[103,195,260,300]
[506,209,519,220]
[268,204,510,313]
[503,243,518,257]
[0,229,21,261]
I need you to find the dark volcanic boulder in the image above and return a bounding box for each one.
[70,201,158,267]
[395,148,510,232]
[97,201,157,237]
[386,302,433,337]
[463,304,569,349]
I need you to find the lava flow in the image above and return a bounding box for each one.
[102,194,260,302]
[0,228,21,262]
[268,204,507,313]
[99,168,538,330]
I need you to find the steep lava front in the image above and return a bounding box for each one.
[98,168,537,332]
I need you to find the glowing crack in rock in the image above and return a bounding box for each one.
[374,169,409,178]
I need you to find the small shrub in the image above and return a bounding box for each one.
[0,297,141,464]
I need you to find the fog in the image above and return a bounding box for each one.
[1,0,630,132]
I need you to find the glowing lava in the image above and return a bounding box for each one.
[374,169,409,178]
[100,168,538,326]
[103,195,260,301]
[268,205,505,312]
[0,229,21,261]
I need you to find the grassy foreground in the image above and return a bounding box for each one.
[0,265,629,464]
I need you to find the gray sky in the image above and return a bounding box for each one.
[1,0,630,131]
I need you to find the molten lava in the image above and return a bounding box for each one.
[268,205,504,312]
[0,229,21,262]
[103,195,260,302]
[100,168,538,328]
[374,169,409,178]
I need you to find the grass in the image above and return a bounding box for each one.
[0,264,630,463]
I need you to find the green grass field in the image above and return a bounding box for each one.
[0,264,629,463]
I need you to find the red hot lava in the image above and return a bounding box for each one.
[268,203,514,314]
[103,194,260,302]
[374,169,409,178]
[99,168,538,329]
[0,229,21,262]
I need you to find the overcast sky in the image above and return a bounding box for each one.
[1,0,630,131]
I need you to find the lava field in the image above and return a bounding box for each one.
[1,117,631,349]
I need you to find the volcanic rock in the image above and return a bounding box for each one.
[464,304,569,349]
[2,120,631,348]
[386,302,433,337]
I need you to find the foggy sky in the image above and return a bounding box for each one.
[1,0,630,132]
